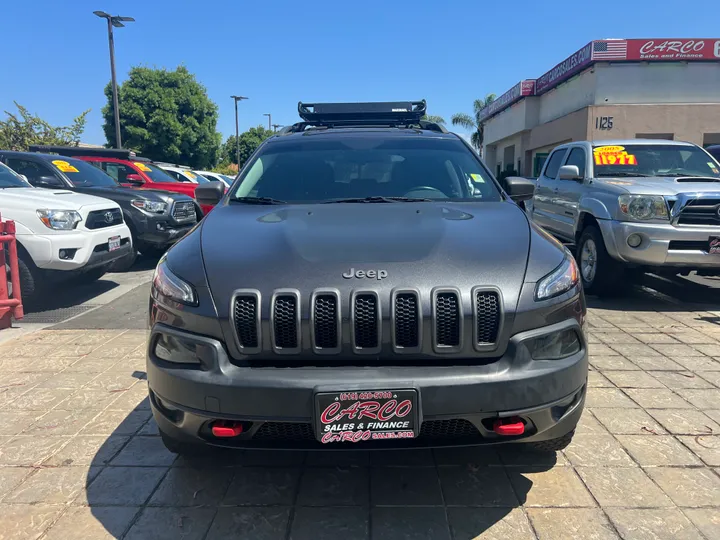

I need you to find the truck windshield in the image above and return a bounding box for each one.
[53,157,118,187]
[592,144,720,178]
[233,136,501,203]
[0,163,29,188]
[143,164,179,183]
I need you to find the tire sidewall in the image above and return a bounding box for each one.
[577,229,600,291]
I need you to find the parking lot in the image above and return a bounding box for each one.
[0,267,719,540]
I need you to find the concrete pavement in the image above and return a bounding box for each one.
[0,272,719,538]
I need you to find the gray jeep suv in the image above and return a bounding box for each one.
[147,101,588,455]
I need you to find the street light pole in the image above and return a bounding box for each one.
[272,124,282,132]
[231,95,248,167]
[94,11,134,149]
[263,113,271,132]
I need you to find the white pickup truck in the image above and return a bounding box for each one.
[1,161,132,303]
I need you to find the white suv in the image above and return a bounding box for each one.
[0,162,132,303]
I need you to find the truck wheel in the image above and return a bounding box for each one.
[6,252,40,305]
[108,248,138,273]
[576,226,624,296]
[77,267,108,284]
[527,430,575,452]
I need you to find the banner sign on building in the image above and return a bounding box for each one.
[478,80,536,122]
[534,43,593,95]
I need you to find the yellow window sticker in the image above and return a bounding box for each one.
[470,173,485,183]
[134,162,151,172]
[593,145,625,154]
[52,160,79,173]
[185,171,196,179]
[708,162,719,173]
[593,146,637,166]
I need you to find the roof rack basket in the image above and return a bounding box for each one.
[279,100,448,134]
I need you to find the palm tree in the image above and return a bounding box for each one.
[421,114,446,125]
[451,94,497,155]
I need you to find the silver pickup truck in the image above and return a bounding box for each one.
[526,139,720,295]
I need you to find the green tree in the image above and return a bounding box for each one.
[222,126,274,167]
[451,93,497,154]
[0,102,89,151]
[102,66,221,169]
[421,114,446,125]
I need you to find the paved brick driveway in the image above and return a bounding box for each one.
[0,305,719,539]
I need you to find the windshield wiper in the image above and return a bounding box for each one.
[324,196,433,203]
[596,172,652,178]
[232,196,286,205]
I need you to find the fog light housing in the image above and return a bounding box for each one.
[154,333,201,364]
[627,234,642,248]
[58,248,77,260]
[527,329,581,360]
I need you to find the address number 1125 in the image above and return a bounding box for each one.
[595,116,614,130]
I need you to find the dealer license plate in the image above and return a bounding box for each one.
[315,389,419,444]
[108,235,121,252]
[709,237,720,255]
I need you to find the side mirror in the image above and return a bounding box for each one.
[34,175,65,188]
[504,176,536,202]
[195,181,226,206]
[125,173,145,185]
[558,165,582,181]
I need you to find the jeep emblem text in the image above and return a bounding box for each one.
[342,268,388,280]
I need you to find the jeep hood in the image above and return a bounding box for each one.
[199,202,533,311]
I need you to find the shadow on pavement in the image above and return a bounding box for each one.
[85,396,556,539]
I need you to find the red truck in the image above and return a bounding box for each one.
[28,146,223,215]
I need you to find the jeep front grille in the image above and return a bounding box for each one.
[232,293,259,352]
[230,287,502,358]
[476,291,501,346]
[171,201,197,224]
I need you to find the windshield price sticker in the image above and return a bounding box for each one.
[52,160,79,173]
[593,146,637,166]
[134,162,152,172]
[185,172,196,179]
[315,389,418,444]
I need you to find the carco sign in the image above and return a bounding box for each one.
[535,43,593,95]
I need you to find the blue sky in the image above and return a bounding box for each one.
[2,0,719,146]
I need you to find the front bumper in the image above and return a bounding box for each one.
[599,219,720,268]
[147,319,588,449]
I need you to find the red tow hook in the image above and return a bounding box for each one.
[211,420,244,438]
[493,417,525,436]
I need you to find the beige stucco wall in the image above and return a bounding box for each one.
[587,103,720,145]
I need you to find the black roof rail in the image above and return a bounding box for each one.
[27,145,141,159]
[277,100,448,135]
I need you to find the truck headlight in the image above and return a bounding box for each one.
[151,258,197,306]
[528,329,581,360]
[132,200,167,213]
[618,195,668,220]
[36,209,82,230]
[535,255,579,301]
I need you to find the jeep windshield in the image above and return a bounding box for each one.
[593,144,720,179]
[232,136,501,203]
[0,163,30,188]
[54,157,118,187]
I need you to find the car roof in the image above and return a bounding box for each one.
[0,150,85,162]
[556,139,696,149]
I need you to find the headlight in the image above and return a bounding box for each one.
[36,209,82,230]
[618,195,668,221]
[132,200,167,213]
[527,329,581,360]
[151,258,197,306]
[535,255,579,301]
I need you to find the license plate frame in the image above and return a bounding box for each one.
[709,236,720,255]
[314,389,419,444]
[108,235,121,252]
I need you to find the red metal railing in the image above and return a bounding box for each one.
[0,213,24,329]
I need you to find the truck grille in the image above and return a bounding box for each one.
[676,198,720,226]
[171,201,197,224]
[85,208,123,229]
[230,287,502,358]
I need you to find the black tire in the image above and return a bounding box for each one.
[576,226,624,296]
[7,251,41,305]
[108,248,138,273]
[160,431,208,457]
[527,430,575,452]
[137,243,167,259]
[76,267,108,284]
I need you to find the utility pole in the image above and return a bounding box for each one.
[263,113,271,132]
[231,95,248,167]
[272,124,282,132]
[94,11,134,149]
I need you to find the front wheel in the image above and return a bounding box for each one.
[75,266,108,285]
[576,226,624,296]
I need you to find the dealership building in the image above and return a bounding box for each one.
[481,38,720,177]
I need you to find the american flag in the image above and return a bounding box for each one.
[592,40,628,60]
